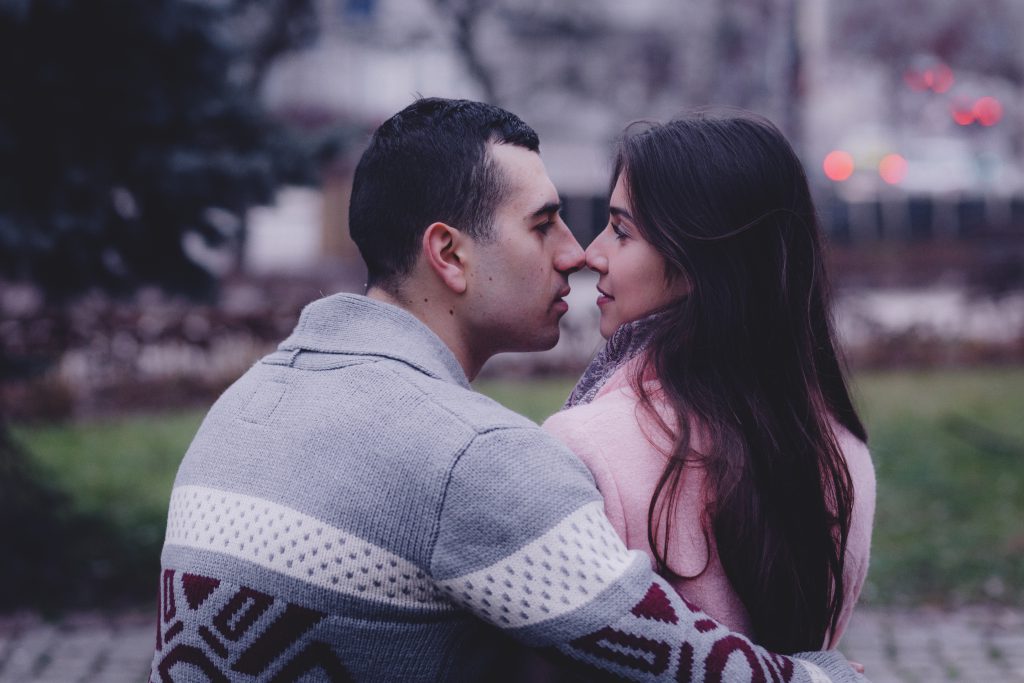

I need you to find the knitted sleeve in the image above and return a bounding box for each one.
[429,427,865,683]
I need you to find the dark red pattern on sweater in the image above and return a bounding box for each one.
[631,582,679,624]
[695,618,718,633]
[213,587,272,641]
[676,642,694,682]
[706,635,769,683]
[572,627,673,674]
[232,603,326,675]
[154,570,350,682]
[566,583,796,683]
[182,573,220,610]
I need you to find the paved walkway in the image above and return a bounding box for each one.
[0,606,1022,682]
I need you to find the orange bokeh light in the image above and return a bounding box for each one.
[878,154,908,185]
[973,97,1003,126]
[823,150,855,182]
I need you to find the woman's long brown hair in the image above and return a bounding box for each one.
[615,111,866,653]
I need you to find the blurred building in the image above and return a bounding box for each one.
[245,0,1024,274]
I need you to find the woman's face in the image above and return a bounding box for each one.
[585,175,689,338]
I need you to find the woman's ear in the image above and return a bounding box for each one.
[666,264,692,300]
[421,222,467,294]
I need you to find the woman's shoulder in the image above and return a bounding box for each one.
[541,383,638,447]
[831,421,876,488]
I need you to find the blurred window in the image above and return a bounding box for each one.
[344,0,374,19]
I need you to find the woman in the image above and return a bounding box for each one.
[543,111,875,653]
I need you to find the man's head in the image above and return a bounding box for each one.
[349,98,584,375]
[349,98,539,291]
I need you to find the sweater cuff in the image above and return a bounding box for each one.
[793,650,867,683]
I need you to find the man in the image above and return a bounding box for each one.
[151,98,864,682]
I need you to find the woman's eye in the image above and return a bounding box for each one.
[611,223,628,240]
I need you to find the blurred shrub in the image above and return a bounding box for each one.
[0,424,157,612]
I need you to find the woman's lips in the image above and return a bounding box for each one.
[597,286,613,307]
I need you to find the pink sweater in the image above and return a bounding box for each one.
[543,359,876,648]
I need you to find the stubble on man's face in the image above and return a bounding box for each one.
[463,144,579,357]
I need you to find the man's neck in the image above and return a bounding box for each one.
[366,286,485,381]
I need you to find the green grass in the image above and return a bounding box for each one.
[12,411,205,548]
[11,367,1024,607]
[851,368,1024,605]
[473,377,576,424]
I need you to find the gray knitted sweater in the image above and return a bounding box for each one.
[151,293,865,682]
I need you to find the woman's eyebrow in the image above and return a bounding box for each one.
[610,206,634,221]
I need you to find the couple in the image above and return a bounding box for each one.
[151,98,874,682]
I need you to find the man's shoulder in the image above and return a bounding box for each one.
[389,361,540,435]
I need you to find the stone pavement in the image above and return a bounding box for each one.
[0,606,1022,682]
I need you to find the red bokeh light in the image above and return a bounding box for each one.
[878,154,908,185]
[904,63,954,93]
[951,98,976,126]
[929,64,954,93]
[973,97,1003,126]
[823,151,855,182]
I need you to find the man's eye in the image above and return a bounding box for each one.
[536,221,554,234]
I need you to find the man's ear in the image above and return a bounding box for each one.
[421,222,468,294]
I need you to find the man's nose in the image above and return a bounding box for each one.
[554,225,585,275]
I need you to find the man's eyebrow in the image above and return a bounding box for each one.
[610,205,634,221]
[530,200,562,219]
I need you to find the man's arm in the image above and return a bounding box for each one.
[429,427,863,683]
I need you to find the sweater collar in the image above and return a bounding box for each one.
[278,293,470,388]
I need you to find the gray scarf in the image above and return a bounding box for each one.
[563,313,660,409]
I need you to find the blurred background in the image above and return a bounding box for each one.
[1,0,1022,680]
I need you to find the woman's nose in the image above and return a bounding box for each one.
[585,235,608,273]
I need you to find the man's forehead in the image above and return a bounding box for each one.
[489,143,559,216]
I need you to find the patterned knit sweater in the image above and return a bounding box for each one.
[151,293,866,682]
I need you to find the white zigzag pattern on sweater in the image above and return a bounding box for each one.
[166,488,636,628]
[164,485,450,611]
[436,500,637,629]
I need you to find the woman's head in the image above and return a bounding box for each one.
[585,174,689,337]
[589,110,824,346]
[602,110,866,652]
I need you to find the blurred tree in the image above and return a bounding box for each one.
[832,0,1024,85]
[432,0,500,104]
[0,0,317,300]
[0,0,321,611]
[224,0,321,91]
[429,0,804,144]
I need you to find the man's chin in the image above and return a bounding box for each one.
[500,330,560,354]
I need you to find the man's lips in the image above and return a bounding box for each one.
[552,286,571,313]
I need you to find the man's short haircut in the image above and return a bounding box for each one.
[349,97,540,291]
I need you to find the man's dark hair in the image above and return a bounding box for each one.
[349,98,540,291]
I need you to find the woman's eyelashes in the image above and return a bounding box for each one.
[611,222,629,241]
